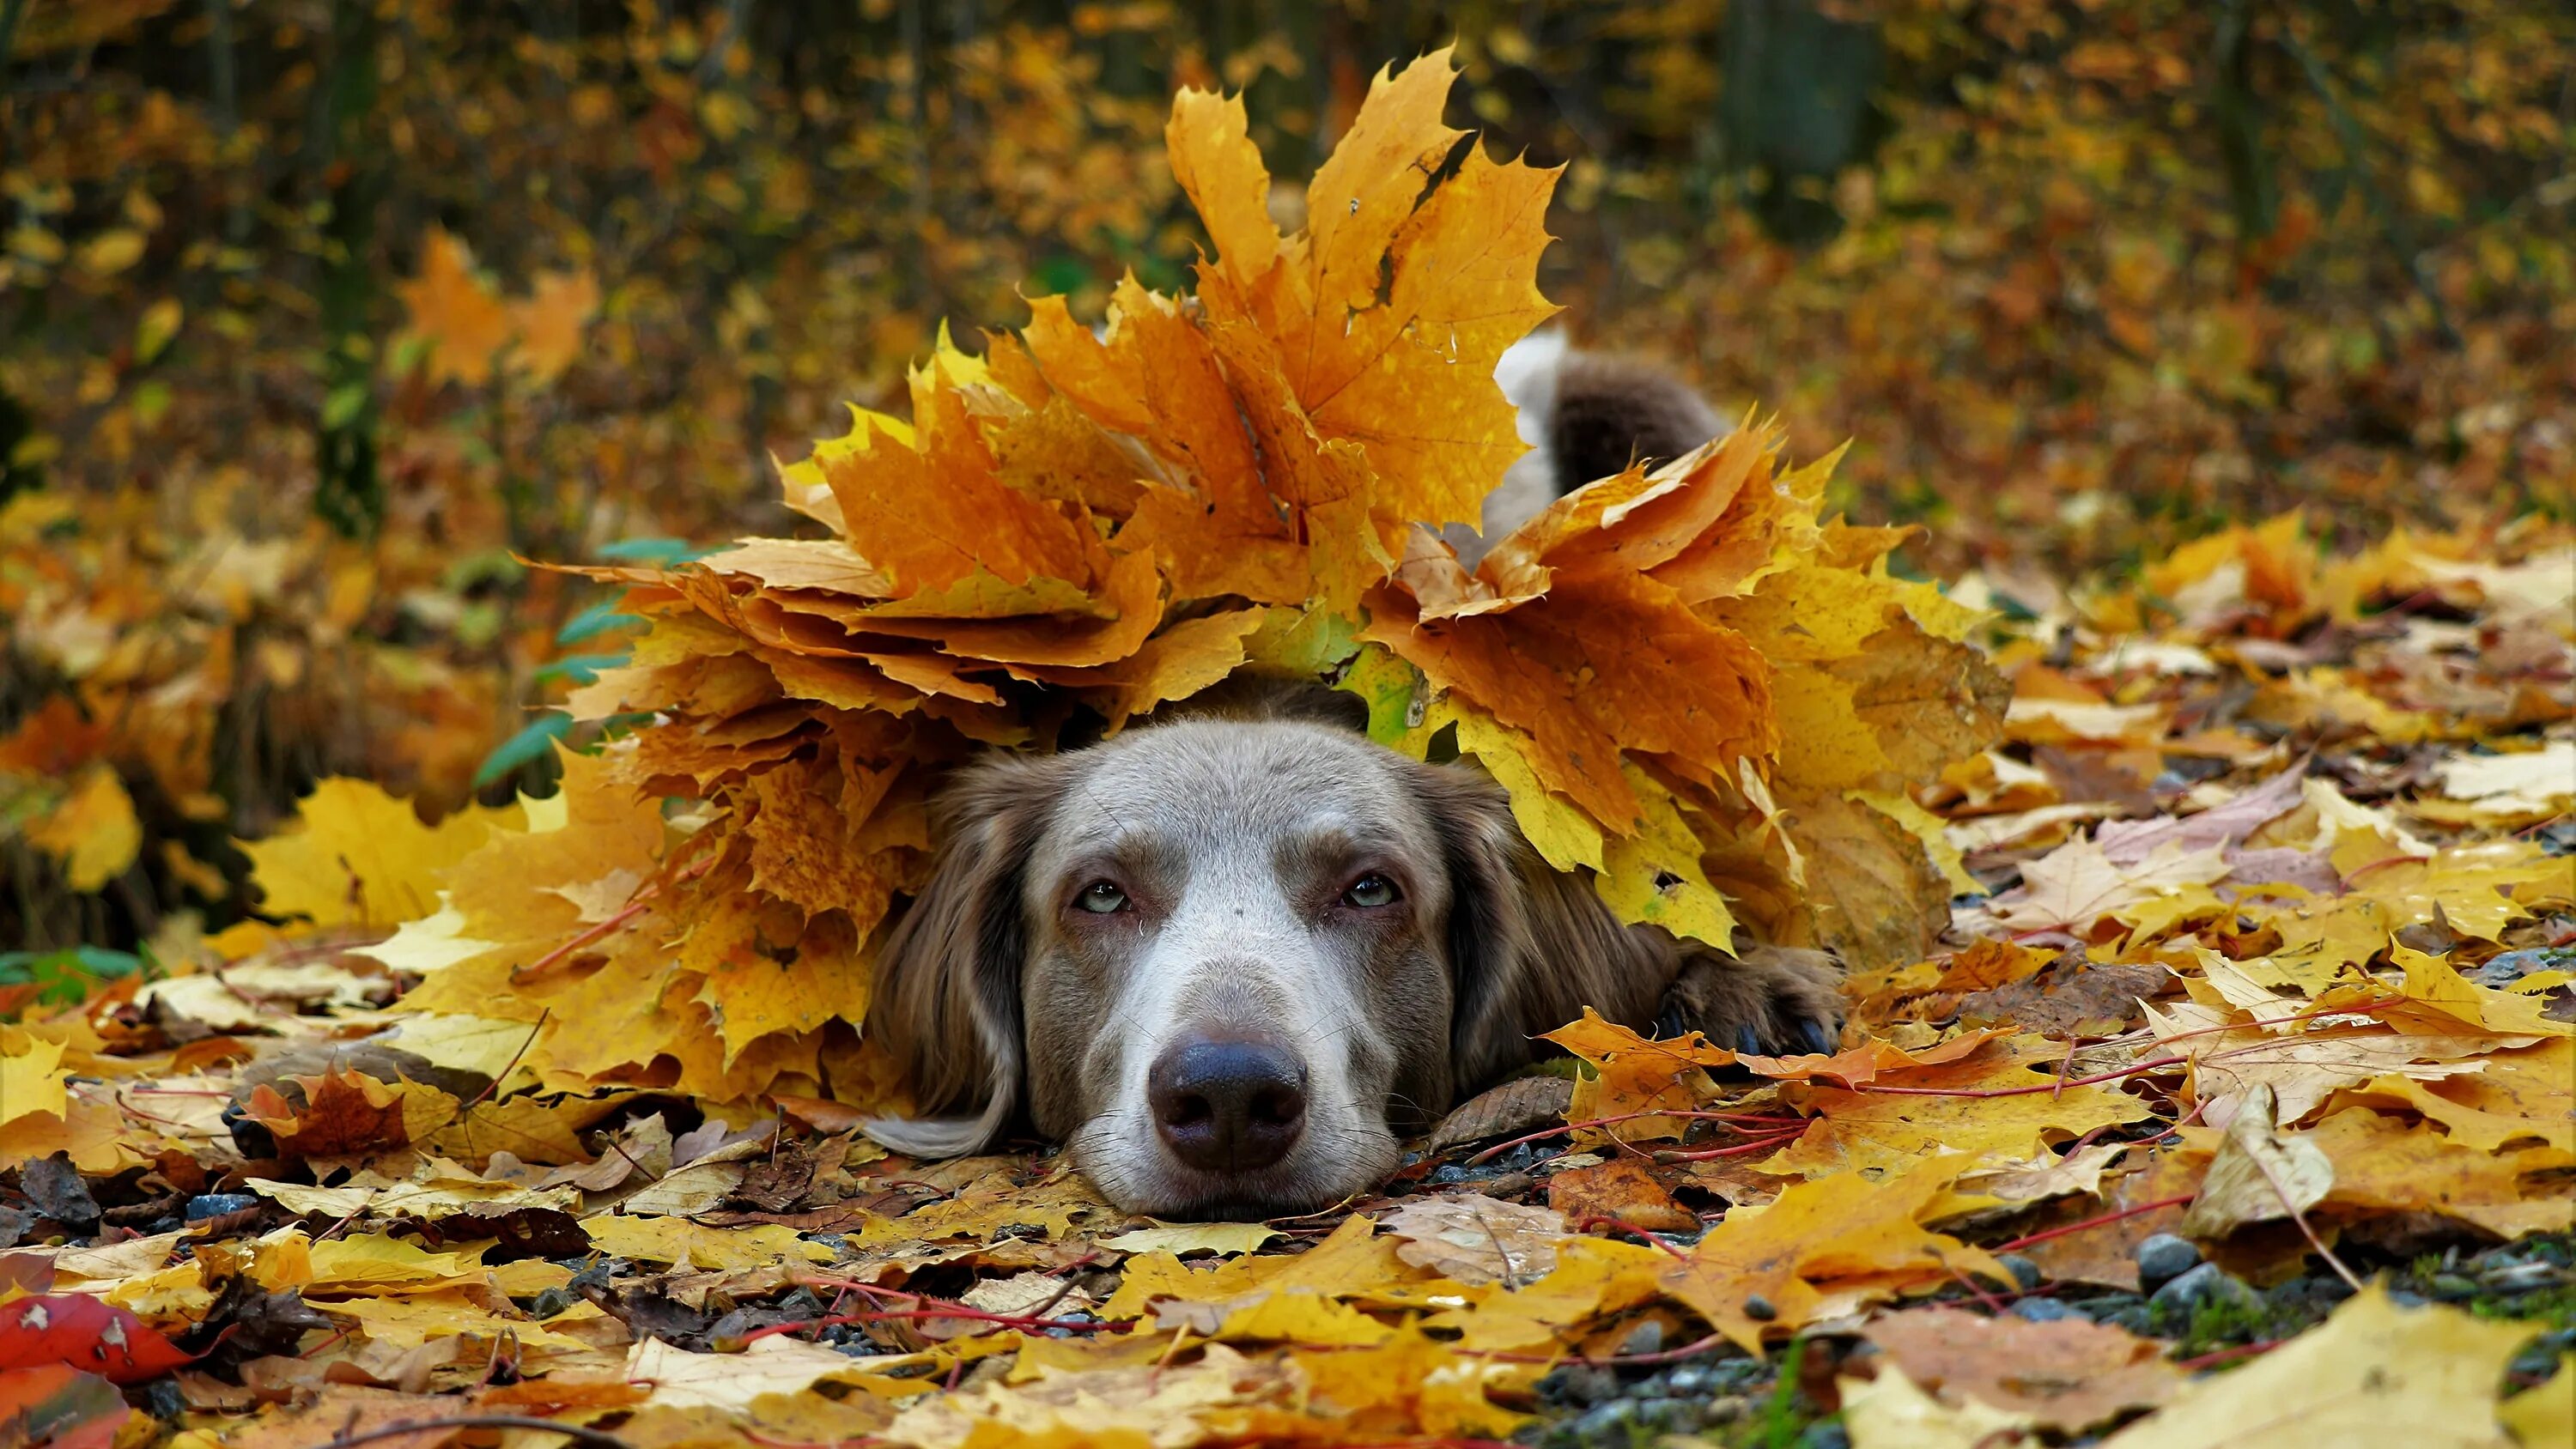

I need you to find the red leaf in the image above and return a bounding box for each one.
[0,1294,196,1385]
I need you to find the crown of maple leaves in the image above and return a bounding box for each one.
[378,49,2006,1106]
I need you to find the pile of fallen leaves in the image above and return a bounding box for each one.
[3,49,2572,1449]
[0,472,567,956]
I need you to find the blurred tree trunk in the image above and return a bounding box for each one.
[313,0,383,537]
[1722,0,1881,246]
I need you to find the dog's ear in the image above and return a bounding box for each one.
[1413,761,1674,1091]
[863,751,1067,1158]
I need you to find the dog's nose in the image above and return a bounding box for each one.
[1147,1035,1307,1173]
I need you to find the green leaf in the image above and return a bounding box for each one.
[596,537,705,566]
[557,597,647,645]
[533,652,630,686]
[321,380,372,431]
[473,712,574,789]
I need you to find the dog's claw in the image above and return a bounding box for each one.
[1736,1025,1763,1056]
[1799,1020,1836,1055]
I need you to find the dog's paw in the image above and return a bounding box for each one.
[1662,945,1847,1058]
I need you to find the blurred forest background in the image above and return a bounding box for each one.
[2,0,2569,959]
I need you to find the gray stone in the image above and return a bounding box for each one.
[2482,1261,2561,1294]
[2429,1272,2479,1301]
[2008,1297,2090,1324]
[2100,1304,2154,1334]
[1538,1363,1620,1406]
[1619,1319,1667,1357]
[1997,1253,2045,1291]
[1569,1398,1639,1440]
[2149,1261,2260,1317]
[1664,1365,1716,1397]
[185,1192,260,1222]
[2135,1233,2202,1293]
[1632,1397,1693,1432]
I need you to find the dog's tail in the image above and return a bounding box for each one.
[1469,332,1726,554]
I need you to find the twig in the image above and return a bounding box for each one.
[2176,1337,2283,1372]
[2250,1146,2365,1293]
[1467,1109,1799,1164]
[1571,1215,1690,1263]
[464,1009,551,1108]
[307,1416,631,1449]
[513,855,716,981]
[1652,1131,1803,1163]
[1461,1328,1733,1367]
[1852,1056,2186,1096]
[1990,1194,2197,1254]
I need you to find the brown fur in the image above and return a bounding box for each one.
[1545,352,1726,492]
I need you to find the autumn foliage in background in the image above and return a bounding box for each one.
[0,8,2572,1449]
[4,0,2571,951]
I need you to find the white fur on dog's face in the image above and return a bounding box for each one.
[1018,721,1457,1216]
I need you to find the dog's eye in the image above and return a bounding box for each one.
[1342,873,1400,908]
[1075,881,1130,914]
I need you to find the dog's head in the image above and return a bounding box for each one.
[861,704,1648,1216]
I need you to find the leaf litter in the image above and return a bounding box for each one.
[2,47,2572,1449]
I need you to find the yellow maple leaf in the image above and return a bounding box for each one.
[507,266,598,383]
[0,1036,69,1129]
[21,761,140,892]
[1540,1009,1738,1143]
[242,778,521,930]
[2099,1282,2533,1449]
[396,227,513,388]
[1660,1154,2009,1353]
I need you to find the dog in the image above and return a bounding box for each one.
[864,343,1842,1218]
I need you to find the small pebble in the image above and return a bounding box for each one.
[1426,1162,1472,1185]
[1632,1397,1692,1432]
[2428,1272,2479,1301]
[1801,1423,1851,1449]
[2482,1261,2560,1294]
[2008,1297,2089,1324]
[2470,946,2574,986]
[1538,1364,1619,1407]
[2148,1262,2260,1316]
[1569,1398,1638,1439]
[1742,1293,1777,1322]
[2389,1289,2430,1308]
[1619,1319,1666,1357]
[1665,1365,1716,1397]
[1998,1253,2044,1291]
[2099,1305,2154,1334]
[2135,1233,2202,1293]
[184,1193,260,1222]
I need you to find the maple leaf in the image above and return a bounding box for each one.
[243,779,521,931]
[2179,1082,2333,1240]
[18,762,138,893]
[1382,1193,1568,1286]
[395,228,513,388]
[1985,836,2233,936]
[1540,1009,1737,1142]
[506,267,598,383]
[240,1068,460,1161]
[2099,1283,2535,1448]
[1859,1307,2182,1434]
[1659,1154,2009,1353]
